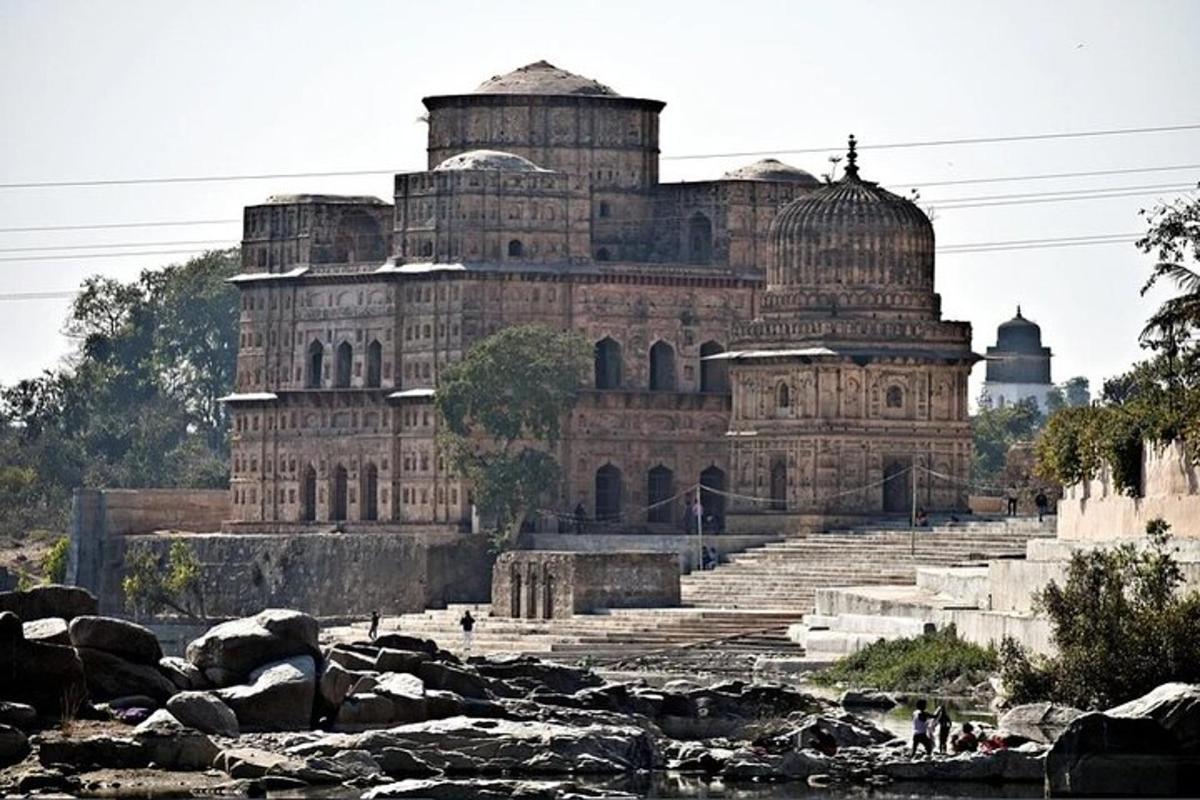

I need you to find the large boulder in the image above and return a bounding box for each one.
[165,691,239,737]
[372,634,438,657]
[0,701,37,730]
[186,609,319,683]
[327,646,378,672]
[0,724,30,768]
[0,619,87,714]
[336,693,397,730]
[794,714,895,749]
[839,689,896,709]
[217,655,316,732]
[76,646,176,704]
[880,744,1046,782]
[472,655,604,695]
[288,717,656,775]
[68,616,162,665]
[132,709,219,770]
[373,673,429,724]
[0,585,97,622]
[319,661,376,711]
[416,661,490,699]
[374,647,429,674]
[722,748,826,780]
[158,656,206,691]
[999,702,1085,744]
[1107,682,1200,753]
[36,735,149,769]
[1046,711,1187,796]
[22,617,69,646]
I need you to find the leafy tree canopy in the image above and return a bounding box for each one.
[436,325,590,550]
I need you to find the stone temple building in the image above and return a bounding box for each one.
[980,307,1054,412]
[223,60,976,538]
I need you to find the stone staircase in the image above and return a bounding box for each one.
[324,605,804,662]
[680,517,1056,613]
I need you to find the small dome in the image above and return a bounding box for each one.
[474,60,618,96]
[768,136,933,294]
[433,149,548,172]
[996,307,1044,352]
[722,158,820,186]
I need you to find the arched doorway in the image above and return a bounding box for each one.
[649,341,676,391]
[507,239,524,258]
[687,211,713,264]
[595,464,622,523]
[543,574,554,619]
[332,464,349,521]
[699,341,727,393]
[366,340,382,388]
[883,457,912,514]
[594,337,622,389]
[511,570,523,617]
[770,459,788,511]
[307,341,324,388]
[700,466,726,531]
[301,465,317,522]
[362,463,378,521]
[335,342,353,388]
[647,465,674,524]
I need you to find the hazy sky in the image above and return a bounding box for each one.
[2,0,1198,401]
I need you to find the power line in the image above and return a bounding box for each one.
[2,123,1198,190]
[897,162,1200,189]
[0,290,78,301]
[0,219,241,234]
[662,122,1200,161]
[0,239,235,254]
[932,181,1197,205]
[0,247,224,264]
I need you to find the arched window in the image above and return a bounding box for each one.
[362,463,378,521]
[687,211,713,265]
[595,248,610,262]
[366,340,382,388]
[770,459,788,511]
[649,341,676,391]
[886,385,904,408]
[594,337,622,389]
[306,341,324,389]
[699,341,727,393]
[647,465,674,524]
[332,464,349,521]
[301,464,317,522]
[335,342,353,388]
[777,382,791,408]
[595,464,622,523]
[507,239,524,258]
[599,201,611,218]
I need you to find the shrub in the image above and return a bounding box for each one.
[122,540,205,618]
[814,625,997,692]
[1001,519,1200,709]
[42,536,70,584]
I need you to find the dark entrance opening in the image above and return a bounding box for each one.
[687,211,713,264]
[362,463,378,521]
[649,341,676,391]
[700,466,726,531]
[332,464,349,521]
[595,464,622,523]
[770,458,788,511]
[307,341,324,388]
[335,342,353,388]
[699,341,727,393]
[366,340,382,388]
[594,337,622,389]
[883,457,913,514]
[647,465,674,524]
[302,465,317,522]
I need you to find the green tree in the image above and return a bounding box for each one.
[971,396,1042,484]
[1062,376,1091,407]
[122,540,205,618]
[1001,519,1200,709]
[42,536,70,583]
[436,325,590,550]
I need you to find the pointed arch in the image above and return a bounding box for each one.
[306,341,324,389]
[700,466,726,531]
[362,462,379,521]
[332,464,349,521]
[301,464,317,522]
[366,340,382,388]
[770,458,788,511]
[777,381,791,408]
[699,341,727,393]
[647,464,674,524]
[507,239,524,258]
[595,464,622,523]
[335,341,353,388]
[649,341,676,391]
[594,337,622,389]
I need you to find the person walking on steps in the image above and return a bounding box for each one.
[459,610,476,653]
[368,610,380,641]
[1006,484,1018,516]
[1035,489,1049,522]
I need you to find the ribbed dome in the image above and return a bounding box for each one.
[433,149,548,172]
[722,158,820,186]
[768,137,934,295]
[474,60,618,96]
[996,307,1044,352]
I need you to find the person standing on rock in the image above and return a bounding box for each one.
[368,610,379,641]
[459,609,476,652]
[910,699,934,758]
[933,704,952,753]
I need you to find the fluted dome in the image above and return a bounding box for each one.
[474,60,619,96]
[996,307,1044,352]
[768,137,934,294]
[722,158,820,186]
[433,149,548,172]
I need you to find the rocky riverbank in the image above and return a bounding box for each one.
[2,585,1198,798]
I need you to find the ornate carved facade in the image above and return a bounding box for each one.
[224,62,976,535]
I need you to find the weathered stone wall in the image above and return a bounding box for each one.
[1058,440,1200,540]
[492,551,678,618]
[524,532,780,574]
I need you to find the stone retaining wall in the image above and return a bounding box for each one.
[492,551,679,619]
[523,533,779,573]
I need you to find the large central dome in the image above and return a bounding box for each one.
[768,137,934,294]
[474,60,619,96]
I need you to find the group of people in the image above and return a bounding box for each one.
[910,699,979,757]
[1006,485,1052,521]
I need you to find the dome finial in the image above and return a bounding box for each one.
[1016,304,1023,318]
[844,134,859,179]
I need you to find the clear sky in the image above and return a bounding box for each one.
[1,0,1198,401]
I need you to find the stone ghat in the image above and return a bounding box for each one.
[681,517,1056,612]
[2,584,1199,797]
